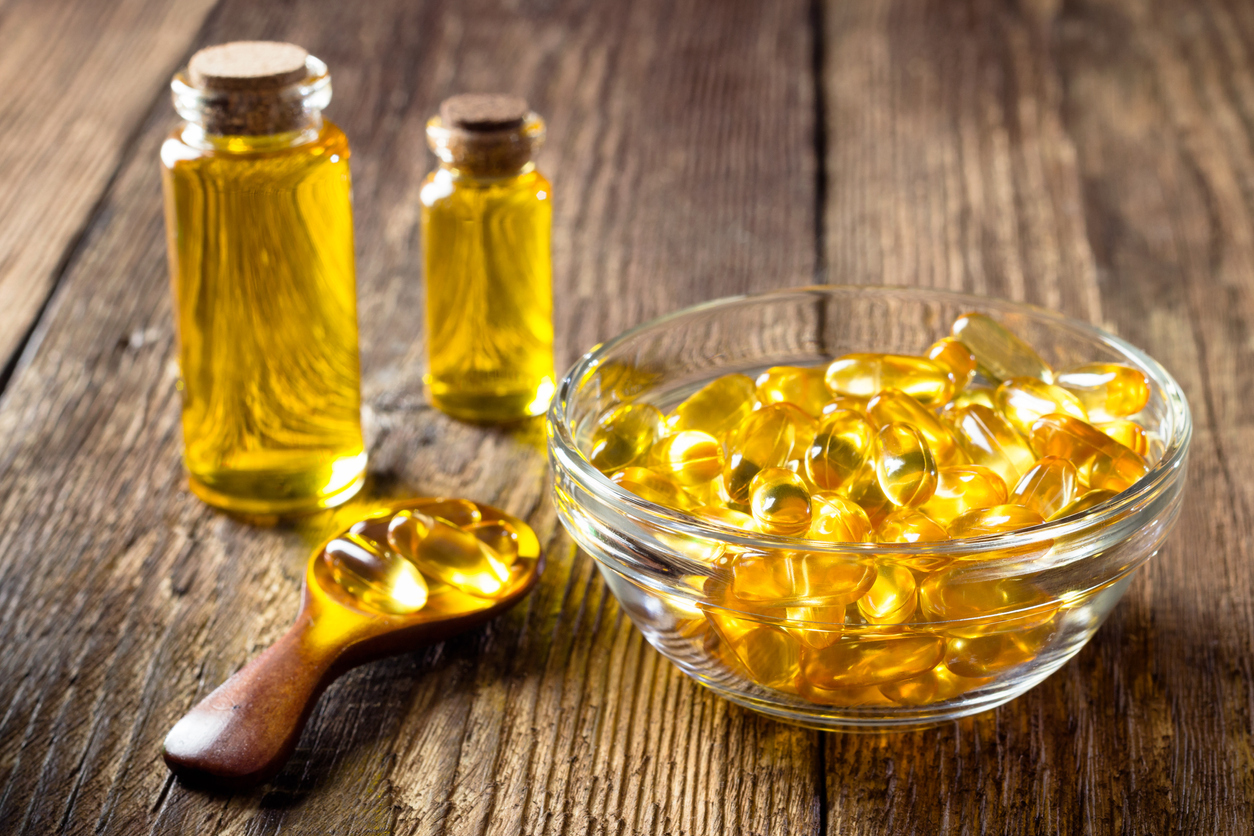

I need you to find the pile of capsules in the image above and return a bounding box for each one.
[320,500,523,615]
[584,312,1157,707]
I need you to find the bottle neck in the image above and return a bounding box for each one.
[437,159,536,185]
[171,55,331,143]
[426,112,545,180]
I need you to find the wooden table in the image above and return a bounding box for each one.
[0,0,1249,833]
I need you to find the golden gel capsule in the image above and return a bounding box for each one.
[466,519,521,565]
[874,422,938,507]
[951,312,1053,383]
[750,467,812,536]
[417,498,483,527]
[920,465,1008,526]
[611,466,699,511]
[926,337,977,391]
[876,509,950,572]
[849,464,898,526]
[649,430,725,486]
[710,621,803,693]
[802,635,946,689]
[825,353,954,407]
[783,605,846,650]
[879,664,989,706]
[945,386,996,411]
[588,403,664,472]
[804,408,874,492]
[918,573,1059,634]
[731,551,875,607]
[993,377,1088,437]
[868,388,965,465]
[756,365,830,416]
[1055,362,1151,422]
[944,404,1037,487]
[799,679,893,707]
[1029,413,1147,490]
[857,563,918,624]
[1097,419,1151,457]
[323,532,429,614]
[1048,488,1118,521]
[387,510,512,598]
[947,504,1045,539]
[944,621,1056,678]
[671,373,757,437]
[722,403,816,505]
[1011,456,1080,519]
[809,492,874,542]
[821,395,872,418]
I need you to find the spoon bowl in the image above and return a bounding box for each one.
[162,497,541,790]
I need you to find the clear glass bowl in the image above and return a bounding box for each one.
[547,286,1190,730]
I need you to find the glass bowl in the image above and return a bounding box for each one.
[547,286,1190,730]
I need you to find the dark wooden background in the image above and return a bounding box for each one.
[0,0,1249,833]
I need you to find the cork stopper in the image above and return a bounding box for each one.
[428,94,544,177]
[440,94,529,132]
[188,42,309,91]
[179,41,324,136]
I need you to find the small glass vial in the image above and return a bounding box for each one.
[161,42,366,516]
[421,94,555,423]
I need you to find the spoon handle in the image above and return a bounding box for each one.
[162,610,340,789]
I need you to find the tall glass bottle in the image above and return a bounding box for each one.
[421,94,555,423]
[161,42,366,516]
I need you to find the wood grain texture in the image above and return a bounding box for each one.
[821,1,1253,833]
[0,0,820,834]
[0,0,218,375]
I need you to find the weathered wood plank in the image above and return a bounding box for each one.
[0,0,821,834]
[820,0,1254,833]
[0,0,218,378]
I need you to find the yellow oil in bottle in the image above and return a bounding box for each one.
[162,44,366,515]
[421,94,554,423]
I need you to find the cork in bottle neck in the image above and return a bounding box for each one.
[427,94,544,178]
[173,41,331,138]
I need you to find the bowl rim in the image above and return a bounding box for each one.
[547,284,1192,558]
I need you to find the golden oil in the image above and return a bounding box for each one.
[161,43,366,515]
[421,94,554,423]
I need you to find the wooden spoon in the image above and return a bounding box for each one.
[162,498,542,790]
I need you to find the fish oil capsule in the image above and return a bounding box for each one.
[323,531,429,614]
[707,619,803,693]
[648,430,725,486]
[868,388,965,465]
[874,422,938,507]
[879,664,989,706]
[387,510,512,598]
[926,337,977,391]
[919,465,1008,526]
[466,519,520,565]
[750,468,812,536]
[670,373,757,437]
[1011,457,1080,519]
[947,504,1045,538]
[802,634,946,689]
[877,508,948,544]
[857,563,918,624]
[1029,414,1147,490]
[418,498,483,527]
[588,403,664,472]
[799,680,893,707]
[918,573,1059,633]
[821,395,872,418]
[783,605,846,650]
[722,403,816,505]
[755,365,830,416]
[993,377,1088,437]
[849,464,898,526]
[1097,420,1151,457]
[730,550,875,607]
[1055,362,1151,421]
[944,404,1037,487]
[809,492,874,542]
[1048,488,1118,521]
[611,466,699,511]
[825,353,954,407]
[951,312,1053,383]
[804,408,874,492]
[944,620,1056,678]
[945,386,996,411]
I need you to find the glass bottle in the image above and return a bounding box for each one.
[160,42,366,516]
[421,94,555,423]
